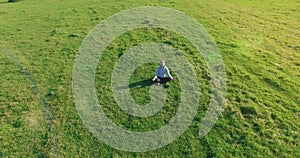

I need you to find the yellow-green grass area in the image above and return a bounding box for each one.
[0,0,299,157]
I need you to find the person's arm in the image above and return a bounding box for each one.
[152,76,157,81]
[152,68,159,81]
[165,67,173,80]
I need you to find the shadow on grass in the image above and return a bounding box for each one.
[129,79,170,89]
[129,79,154,88]
[113,79,155,90]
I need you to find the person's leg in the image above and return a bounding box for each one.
[154,77,162,83]
[165,78,172,83]
[160,78,172,83]
[157,77,163,83]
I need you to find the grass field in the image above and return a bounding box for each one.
[0,0,299,157]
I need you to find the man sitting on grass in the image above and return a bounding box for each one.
[152,60,174,84]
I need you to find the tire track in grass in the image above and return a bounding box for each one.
[0,45,58,157]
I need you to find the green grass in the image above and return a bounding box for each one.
[0,0,299,157]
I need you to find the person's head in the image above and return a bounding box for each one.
[160,60,165,67]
